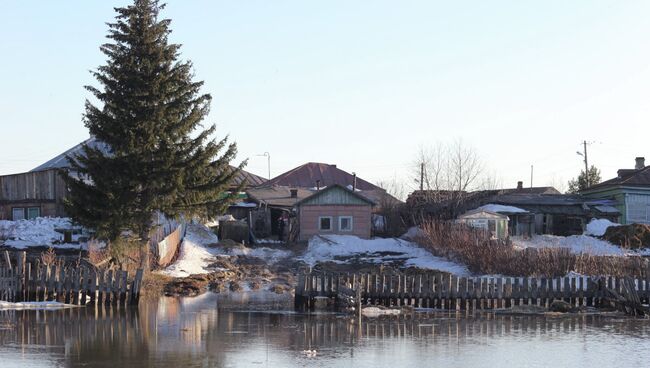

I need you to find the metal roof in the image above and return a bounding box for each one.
[30,137,266,188]
[265,162,381,191]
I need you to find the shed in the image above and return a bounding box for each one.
[457,210,509,240]
[295,184,375,241]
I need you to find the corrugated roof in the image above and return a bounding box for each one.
[246,185,315,208]
[583,166,650,191]
[295,184,375,206]
[266,162,381,191]
[30,138,265,188]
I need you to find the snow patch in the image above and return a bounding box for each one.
[400,226,425,240]
[584,218,621,237]
[475,204,528,213]
[227,246,291,262]
[0,217,86,249]
[0,301,76,310]
[300,235,470,276]
[512,234,650,256]
[160,223,221,278]
[362,307,401,317]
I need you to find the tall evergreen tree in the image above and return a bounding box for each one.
[567,165,601,193]
[63,0,243,268]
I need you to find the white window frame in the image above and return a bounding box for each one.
[318,216,333,231]
[339,216,353,232]
[12,207,25,221]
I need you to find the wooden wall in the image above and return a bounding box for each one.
[0,169,67,220]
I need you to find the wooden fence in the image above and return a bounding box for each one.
[0,251,143,305]
[295,271,650,311]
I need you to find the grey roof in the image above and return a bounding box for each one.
[31,137,110,172]
[246,185,315,208]
[295,184,376,207]
[31,137,266,188]
[583,166,650,191]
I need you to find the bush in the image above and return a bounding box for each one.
[416,221,648,277]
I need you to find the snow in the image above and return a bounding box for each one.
[362,307,401,317]
[255,238,283,244]
[161,223,292,278]
[584,218,621,237]
[512,234,650,256]
[232,202,257,208]
[228,246,291,262]
[476,204,528,213]
[0,301,76,309]
[400,226,425,240]
[161,223,221,278]
[0,217,85,249]
[300,235,470,276]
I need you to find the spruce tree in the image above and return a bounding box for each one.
[63,0,243,268]
[567,165,601,193]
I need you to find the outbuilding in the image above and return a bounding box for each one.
[295,184,375,241]
[457,209,509,240]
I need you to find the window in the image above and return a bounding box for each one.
[27,207,40,219]
[319,216,332,231]
[339,216,353,231]
[12,208,25,221]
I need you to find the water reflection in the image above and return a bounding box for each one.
[1,292,649,367]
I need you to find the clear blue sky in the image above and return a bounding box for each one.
[1,1,649,193]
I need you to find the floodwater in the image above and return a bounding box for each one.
[1,292,649,368]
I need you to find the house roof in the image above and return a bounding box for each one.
[583,166,650,191]
[30,137,266,188]
[246,185,315,208]
[265,162,381,191]
[458,209,508,220]
[295,184,376,207]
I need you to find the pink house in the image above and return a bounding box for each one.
[295,184,375,241]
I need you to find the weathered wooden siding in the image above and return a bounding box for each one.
[301,186,370,206]
[299,204,371,241]
[0,169,67,220]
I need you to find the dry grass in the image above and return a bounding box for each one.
[40,247,57,267]
[140,272,173,298]
[416,221,649,277]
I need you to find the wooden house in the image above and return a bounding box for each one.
[0,169,67,220]
[295,184,375,241]
[581,157,650,225]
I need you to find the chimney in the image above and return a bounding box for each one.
[517,181,523,190]
[352,172,357,191]
[290,189,298,198]
[635,157,645,170]
[316,180,321,190]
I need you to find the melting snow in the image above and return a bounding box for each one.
[0,217,85,249]
[0,301,76,309]
[476,204,528,213]
[584,218,621,237]
[161,223,221,278]
[512,234,650,256]
[300,235,470,276]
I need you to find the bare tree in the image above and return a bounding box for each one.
[409,140,487,219]
[447,139,483,192]
[411,140,484,194]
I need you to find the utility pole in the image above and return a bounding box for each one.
[530,165,533,188]
[420,162,424,191]
[256,152,271,181]
[582,140,589,188]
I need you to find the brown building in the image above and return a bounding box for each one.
[0,169,67,220]
[295,184,375,241]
